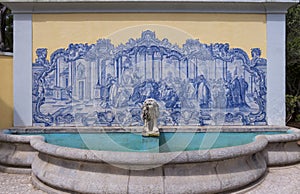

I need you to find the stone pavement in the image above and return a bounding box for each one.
[0,163,299,194]
[246,163,300,194]
[0,173,45,194]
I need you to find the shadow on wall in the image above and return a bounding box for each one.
[0,54,13,129]
[0,99,13,129]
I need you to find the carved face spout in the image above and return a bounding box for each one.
[141,98,160,137]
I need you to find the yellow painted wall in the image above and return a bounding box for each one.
[0,55,13,129]
[32,13,266,59]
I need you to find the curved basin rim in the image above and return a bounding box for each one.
[29,134,269,165]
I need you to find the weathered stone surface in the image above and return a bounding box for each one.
[285,142,300,161]
[1,163,300,194]
[0,134,43,171]
[216,154,266,192]
[32,153,129,193]
[163,162,221,194]
[128,167,164,194]
[0,164,31,174]
[1,126,300,193]
[247,163,300,194]
[264,141,300,166]
[0,141,37,172]
[0,172,46,194]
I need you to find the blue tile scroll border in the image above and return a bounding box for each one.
[32,30,267,127]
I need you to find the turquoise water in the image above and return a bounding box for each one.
[14,131,287,152]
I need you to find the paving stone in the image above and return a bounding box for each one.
[247,163,300,194]
[0,173,45,194]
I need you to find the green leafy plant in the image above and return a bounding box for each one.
[286,3,300,97]
[0,3,13,52]
[286,95,300,123]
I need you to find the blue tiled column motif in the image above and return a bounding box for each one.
[32,30,267,127]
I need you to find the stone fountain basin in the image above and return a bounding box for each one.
[0,126,300,193]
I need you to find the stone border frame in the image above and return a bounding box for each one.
[2,1,298,14]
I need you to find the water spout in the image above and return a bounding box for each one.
[141,98,160,137]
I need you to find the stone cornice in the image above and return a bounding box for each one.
[2,0,298,14]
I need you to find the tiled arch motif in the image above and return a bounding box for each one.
[32,30,267,127]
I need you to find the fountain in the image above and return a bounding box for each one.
[0,0,299,193]
[1,126,300,193]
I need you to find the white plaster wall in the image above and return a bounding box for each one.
[13,14,32,126]
[266,14,286,126]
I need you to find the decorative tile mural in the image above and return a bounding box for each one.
[32,30,267,127]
